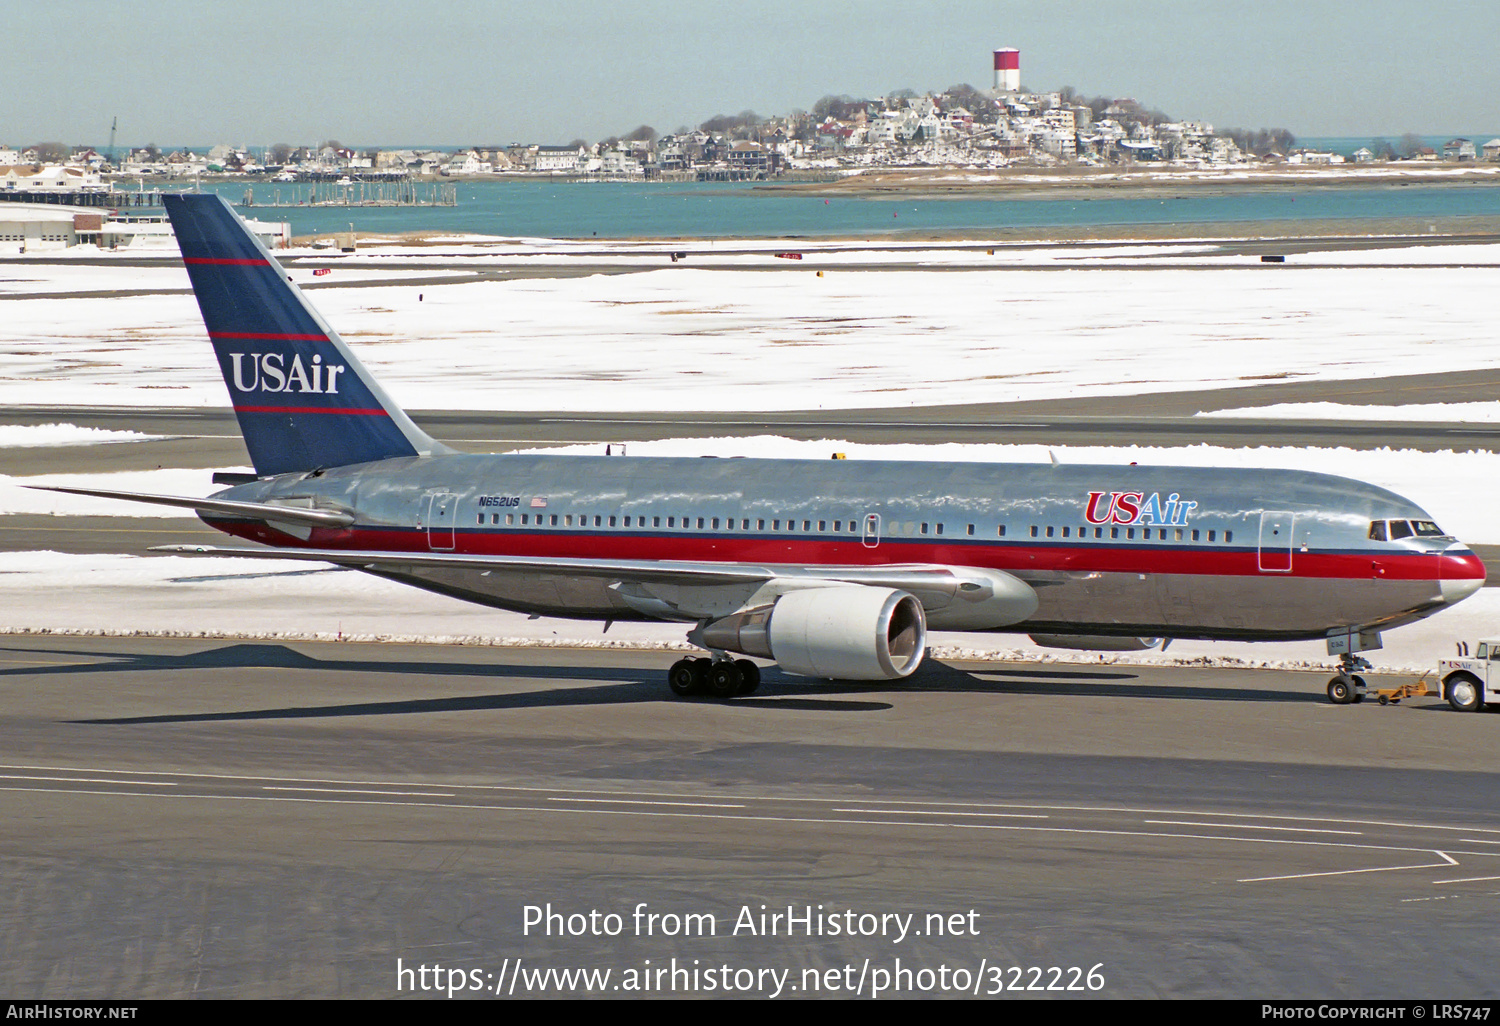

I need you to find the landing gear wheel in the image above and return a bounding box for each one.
[668,658,706,698]
[735,659,761,695]
[1447,674,1484,713]
[706,660,742,699]
[1327,676,1354,705]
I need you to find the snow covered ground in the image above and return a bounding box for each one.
[0,423,164,447]
[2,242,1498,412]
[1201,401,1500,422]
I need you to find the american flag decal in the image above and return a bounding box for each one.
[530,497,548,508]
[313,268,332,277]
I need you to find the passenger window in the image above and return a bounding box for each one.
[1030,526,1038,538]
[653,517,661,528]
[1045,526,1054,538]
[667,517,675,528]
[1061,526,1070,538]
[967,524,975,536]
[506,514,514,526]
[697,517,705,529]
[818,520,826,532]
[758,519,766,530]
[803,520,811,532]
[998,525,1006,537]
[1225,530,1233,543]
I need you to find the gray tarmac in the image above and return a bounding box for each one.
[0,634,1497,1000]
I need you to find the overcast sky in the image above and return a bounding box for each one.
[9,1,1499,148]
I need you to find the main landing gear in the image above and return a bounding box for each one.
[1326,652,1373,705]
[667,656,761,699]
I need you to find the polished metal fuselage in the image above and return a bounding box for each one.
[204,453,1483,642]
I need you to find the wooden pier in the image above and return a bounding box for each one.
[238,180,457,208]
[0,189,165,208]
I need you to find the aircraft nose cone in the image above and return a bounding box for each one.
[1440,547,1486,606]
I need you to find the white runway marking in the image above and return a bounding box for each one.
[1239,851,1456,883]
[1144,819,1361,835]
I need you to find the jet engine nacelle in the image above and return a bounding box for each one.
[698,586,927,680]
[1029,634,1163,652]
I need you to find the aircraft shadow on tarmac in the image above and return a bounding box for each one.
[0,641,1335,724]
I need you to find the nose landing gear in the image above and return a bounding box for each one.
[1326,652,1373,705]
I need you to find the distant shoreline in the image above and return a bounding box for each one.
[754,163,1500,201]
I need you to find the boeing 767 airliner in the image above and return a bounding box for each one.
[43,194,1487,706]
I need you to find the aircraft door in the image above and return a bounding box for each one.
[862,513,881,549]
[425,490,457,551]
[1258,511,1294,572]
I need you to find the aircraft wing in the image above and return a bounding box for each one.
[152,543,775,585]
[149,543,1018,598]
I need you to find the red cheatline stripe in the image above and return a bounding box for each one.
[210,332,328,341]
[234,405,388,416]
[183,257,269,265]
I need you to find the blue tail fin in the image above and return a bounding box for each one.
[163,193,446,476]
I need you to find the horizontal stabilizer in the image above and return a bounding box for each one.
[29,486,355,528]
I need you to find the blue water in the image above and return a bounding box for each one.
[186,176,1500,240]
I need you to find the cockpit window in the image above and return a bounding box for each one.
[1371,518,1451,541]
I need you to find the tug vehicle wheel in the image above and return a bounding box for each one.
[1446,673,1484,713]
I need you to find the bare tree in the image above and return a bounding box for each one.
[29,141,67,162]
